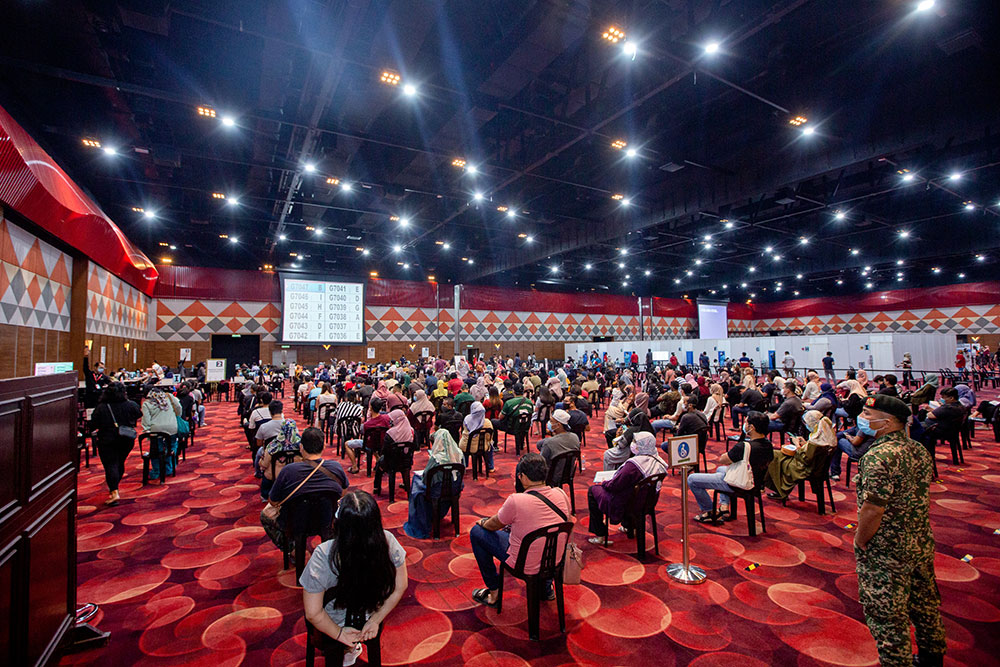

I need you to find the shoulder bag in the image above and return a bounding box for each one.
[723,440,755,490]
[261,459,324,521]
[109,405,137,440]
[526,490,584,584]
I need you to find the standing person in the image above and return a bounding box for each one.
[853,395,945,667]
[82,346,111,409]
[300,490,407,667]
[645,349,654,376]
[822,351,836,383]
[955,350,967,379]
[782,351,796,378]
[630,350,639,371]
[140,386,182,479]
[89,383,141,505]
[699,351,711,373]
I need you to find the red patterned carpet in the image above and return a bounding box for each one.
[63,391,1000,666]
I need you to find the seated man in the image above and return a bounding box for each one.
[256,399,290,447]
[537,409,581,478]
[343,398,392,474]
[687,411,774,523]
[828,425,875,481]
[497,383,533,430]
[877,374,899,397]
[436,397,465,442]
[920,387,965,445]
[470,453,570,608]
[454,383,475,414]
[260,427,348,550]
[661,399,709,456]
[731,385,765,429]
[565,399,590,434]
[767,382,804,433]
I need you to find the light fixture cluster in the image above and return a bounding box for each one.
[602,26,625,43]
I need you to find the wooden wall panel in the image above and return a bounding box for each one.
[0,326,15,379]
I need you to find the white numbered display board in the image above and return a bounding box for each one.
[206,359,227,382]
[281,278,365,344]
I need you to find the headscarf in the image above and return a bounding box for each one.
[471,377,488,402]
[410,389,434,414]
[386,408,414,443]
[818,382,838,406]
[838,379,867,399]
[428,429,463,467]
[709,383,724,403]
[955,384,975,407]
[801,410,835,448]
[268,418,302,454]
[464,401,486,433]
[856,369,869,388]
[557,368,569,388]
[609,388,623,408]
[633,392,650,416]
[696,376,710,397]
[626,432,668,488]
[432,379,449,399]
[373,381,391,400]
[742,371,756,390]
[719,371,731,385]
[626,407,654,434]
[925,373,939,387]
[146,387,171,411]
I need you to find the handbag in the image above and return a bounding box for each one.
[109,405,137,440]
[262,459,324,520]
[176,415,191,435]
[526,490,584,584]
[723,439,755,490]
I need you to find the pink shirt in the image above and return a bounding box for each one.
[496,487,571,575]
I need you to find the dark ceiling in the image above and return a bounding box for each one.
[1,0,997,302]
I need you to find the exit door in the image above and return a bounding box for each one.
[211,334,261,379]
[272,349,297,369]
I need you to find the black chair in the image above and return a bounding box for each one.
[712,480,767,537]
[438,414,463,445]
[457,400,473,417]
[317,403,335,446]
[496,521,575,641]
[545,450,581,514]
[504,410,533,455]
[959,413,972,450]
[535,404,553,437]
[790,447,837,515]
[465,429,491,480]
[270,449,301,482]
[708,404,727,441]
[305,594,382,667]
[844,453,863,489]
[362,426,387,477]
[929,423,964,466]
[335,415,362,459]
[603,472,667,558]
[270,379,285,398]
[412,411,435,449]
[570,424,588,449]
[138,432,177,485]
[281,489,340,578]
[427,463,465,538]
[375,440,416,502]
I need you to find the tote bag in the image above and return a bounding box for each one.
[723,440,755,490]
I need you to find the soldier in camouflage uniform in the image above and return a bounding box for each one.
[854,394,946,666]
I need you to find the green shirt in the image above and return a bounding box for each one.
[454,391,474,407]
[501,396,532,417]
[857,429,935,567]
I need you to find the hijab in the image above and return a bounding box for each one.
[410,389,434,414]
[428,429,463,467]
[626,407,654,434]
[147,387,171,412]
[626,432,669,488]
[801,410,835,448]
[856,369,869,388]
[742,371,756,390]
[696,375,710,396]
[955,383,975,407]
[471,377,488,402]
[432,379,449,399]
[609,388,623,408]
[925,373,939,388]
[373,381,391,400]
[818,382,838,405]
[719,370,731,385]
[633,392,650,416]
[464,401,486,433]
[839,379,867,399]
[386,408,414,443]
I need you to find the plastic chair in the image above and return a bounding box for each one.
[281,489,340,578]
[535,404,553,437]
[375,440,416,502]
[570,424,588,449]
[362,426,387,477]
[545,450,581,514]
[496,521,575,641]
[411,411,435,449]
[317,403,335,445]
[603,472,667,558]
[335,415,362,459]
[305,595,382,667]
[712,481,767,537]
[504,410,533,455]
[138,432,177,485]
[465,429,491,480]
[427,463,465,538]
[791,447,837,515]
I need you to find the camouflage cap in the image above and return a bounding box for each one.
[863,394,910,423]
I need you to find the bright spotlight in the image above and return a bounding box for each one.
[620,198,631,207]
[834,211,846,220]
[704,41,720,54]
[303,163,316,173]
[392,244,402,253]
[402,83,418,97]
[507,209,516,219]
[622,41,637,58]
[644,270,651,276]
[143,210,156,220]
[102,146,117,155]
[399,217,410,227]
[278,234,287,241]
[949,172,962,181]
[466,165,479,175]
[916,0,935,11]
[585,263,592,270]
[221,115,236,127]
[902,173,915,182]
[625,147,638,158]
[473,192,484,202]
[899,230,910,238]
[229,236,239,244]
[227,197,239,206]
[802,126,815,136]
[341,182,352,191]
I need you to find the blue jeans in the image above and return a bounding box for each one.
[652,419,674,433]
[470,524,511,590]
[829,428,861,476]
[834,407,849,420]
[731,405,750,428]
[687,465,732,513]
[768,419,785,433]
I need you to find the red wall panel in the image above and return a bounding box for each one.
[651,296,698,318]
[153,266,282,301]
[461,286,639,315]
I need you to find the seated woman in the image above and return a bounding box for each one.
[406,389,435,426]
[374,409,415,496]
[603,407,653,471]
[835,379,867,420]
[765,409,836,500]
[459,401,495,472]
[258,419,303,499]
[602,388,629,447]
[588,432,668,545]
[909,373,939,413]
[301,490,407,667]
[403,430,465,539]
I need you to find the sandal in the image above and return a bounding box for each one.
[472,587,499,609]
[693,511,720,524]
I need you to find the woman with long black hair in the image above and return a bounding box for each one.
[300,490,407,666]
[89,382,141,505]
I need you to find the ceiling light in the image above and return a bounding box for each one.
[834,210,846,220]
[674,278,681,284]
[916,0,935,11]
[801,126,815,136]
[902,173,915,182]
[402,83,418,97]
[800,237,809,245]
[794,291,800,296]
[278,234,287,241]
[764,246,773,253]
[380,70,401,86]
[611,193,624,200]
[899,230,910,238]
[451,158,466,168]
[695,259,702,265]
[704,41,720,54]
[496,205,508,212]
[303,163,316,173]
[160,257,173,264]
[506,209,516,219]
[620,198,631,207]
[221,115,236,127]
[402,263,410,269]
[229,236,238,244]
[585,263,592,270]
[796,273,803,279]
[722,284,728,289]
[340,182,352,191]
[932,267,941,273]
[370,271,379,278]
[619,248,628,256]
[949,172,962,181]
[399,217,410,227]
[82,138,101,148]
[748,266,756,273]
[622,281,629,287]
[975,254,985,261]
[958,272,966,278]
[625,147,638,158]
[836,279,844,285]
[644,270,651,276]
[392,244,402,253]
[618,262,625,269]
[685,270,693,277]
[472,192,484,202]
[101,146,117,155]
[197,106,216,118]
[362,249,370,256]
[132,206,144,213]
[611,139,627,150]
[724,220,734,229]
[442,242,451,250]
[326,177,340,186]
[964,202,976,211]
[525,236,534,243]
[466,164,479,175]
[622,41,637,58]
[212,192,226,199]
[788,116,808,127]
[740,282,747,288]
[315,228,323,236]
[896,259,904,265]
[550,265,559,273]
[602,26,625,43]
[227,197,239,206]
[851,249,860,256]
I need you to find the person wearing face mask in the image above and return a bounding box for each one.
[687,411,774,523]
[853,395,945,667]
[765,410,835,500]
[83,345,111,409]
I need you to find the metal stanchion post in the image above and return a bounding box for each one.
[667,465,707,584]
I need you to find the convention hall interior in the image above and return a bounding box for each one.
[1,0,998,665]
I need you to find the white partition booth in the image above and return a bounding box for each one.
[565,332,956,375]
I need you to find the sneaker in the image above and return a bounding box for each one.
[830,474,840,481]
[587,536,610,546]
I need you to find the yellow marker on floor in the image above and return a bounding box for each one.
[961,554,974,563]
